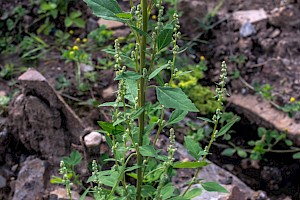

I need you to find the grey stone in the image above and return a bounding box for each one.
[12,157,47,200]
[0,175,6,188]
[240,21,256,37]
[8,68,85,163]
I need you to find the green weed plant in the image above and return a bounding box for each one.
[53,0,237,199]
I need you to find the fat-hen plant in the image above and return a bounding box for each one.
[55,0,236,199]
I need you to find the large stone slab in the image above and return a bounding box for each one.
[8,68,85,162]
[228,94,300,145]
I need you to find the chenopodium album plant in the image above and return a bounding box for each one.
[56,0,238,199]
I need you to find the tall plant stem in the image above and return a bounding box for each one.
[136,0,148,199]
[182,121,218,196]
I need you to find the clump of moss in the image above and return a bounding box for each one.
[173,62,222,115]
[186,85,222,115]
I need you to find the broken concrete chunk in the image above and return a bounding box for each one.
[12,157,46,200]
[233,9,267,24]
[8,68,85,162]
[228,94,300,145]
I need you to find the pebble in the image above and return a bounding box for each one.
[84,131,102,147]
[240,21,256,37]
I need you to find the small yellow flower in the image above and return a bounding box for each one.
[151,15,157,20]
[200,56,205,61]
[69,30,74,35]
[75,38,80,43]
[82,38,87,43]
[284,128,289,132]
[69,51,75,56]
[290,97,296,103]
[72,46,79,51]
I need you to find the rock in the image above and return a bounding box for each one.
[80,63,94,73]
[228,94,300,145]
[240,21,256,37]
[98,18,124,29]
[269,6,300,28]
[226,186,246,200]
[102,85,116,101]
[12,157,47,200]
[8,68,85,163]
[84,131,102,155]
[233,9,268,24]
[49,187,80,200]
[113,28,131,38]
[269,29,281,38]
[86,18,98,33]
[0,175,6,188]
[84,131,102,147]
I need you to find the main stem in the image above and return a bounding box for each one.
[137,0,148,199]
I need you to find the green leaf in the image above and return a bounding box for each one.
[6,19,14,31]
[80,188,90,200]
[70,11,82,19]
[124,165,141,172]
[125,79,138,103]
[114,71,142,81]
[201,182,228,193]
[102,48,133,62]
[112,118,125,126]
[84,0,123,22]
[132,106,145,119]
[197,117,214,124]
[64,151,81,166]
[99,102,130,107]
[64,17,73,27]
[184,136,201,160]
[216,117,239,137]
[157,24,173,51]
[173,161,209,168]
[141,185,156,198]
[148,63,169,80]
[161,184,175,200]
[73,18,86,28]
[98,121,125,135]
[50,176,63,184]
[237,149,247,158]
[221,148,236,157]
[115,12,132,19]
[130,24,150,38]
[167,109,188,126]
[127,173,137,180]
[293,152,300,159]
[285,139,293,146]
[184,188,202,199]
[156,86,198,112]
[139,145,158,157]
